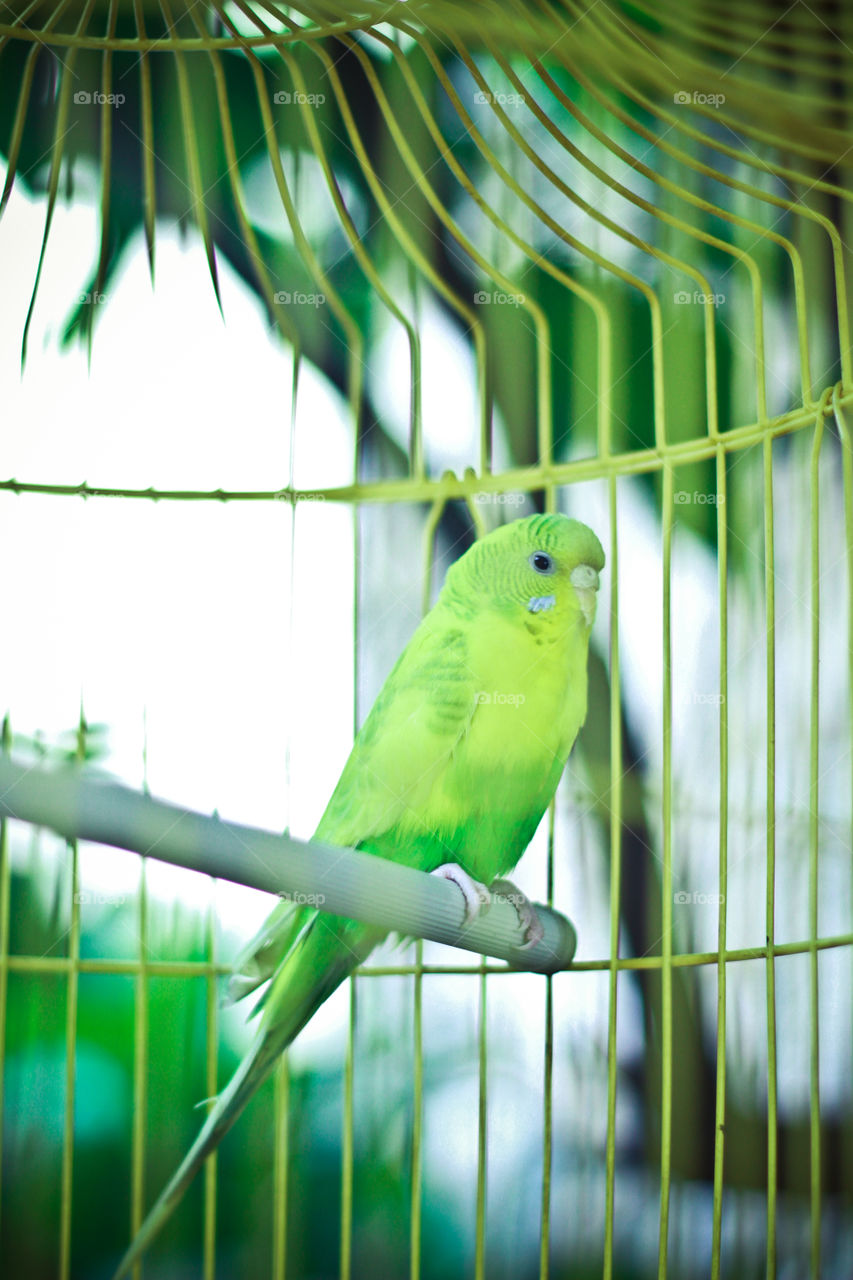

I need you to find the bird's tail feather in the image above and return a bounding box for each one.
[111,1030,277,1280]
[112,916,383,1280]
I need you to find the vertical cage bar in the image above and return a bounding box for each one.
[341,980,355,1280]
[203,888,218,1280]
[834,389,853,1237]
[409,261,424,481]
[539,790,557,1280]
[410,510,441,1280]
[657,463,674,1280]
[808,409,825,1277]
[130,717,151,1280]
[710,445,729,1279]
[274,384,296,1277]
[0,717,12,1246]
[539,482,559,1280]
[474,963,488,1280]
[602,473,622,1280]
[410,942,423,1280]
[59,841,79,1280]
[130,852,149,1280]
[539,967,554,1280]
[272,1055,289,1280]
[763,434,778,1280]
[58,719,87,1280]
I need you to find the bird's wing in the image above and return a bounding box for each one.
[314,616,478,849]
[227,615,477,1006]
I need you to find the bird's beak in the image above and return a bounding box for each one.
[570,564,600,626]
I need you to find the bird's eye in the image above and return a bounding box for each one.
[529,551,555,575]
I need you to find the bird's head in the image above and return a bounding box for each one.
[442,513,605,630]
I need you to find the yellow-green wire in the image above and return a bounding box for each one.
[658,463,674,1279]
[273,1055,289,1280]
[475,961,488,1280]
[602,473,622,1280]
[808,398,827,1277]
[710,444,729,1278]
[763,432,778,1280]
[341,979,355,1280]
[204,886,218,1280]
[0,717,11,1248]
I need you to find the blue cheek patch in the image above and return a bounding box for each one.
[527,594,556,614]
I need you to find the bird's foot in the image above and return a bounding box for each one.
[432,863,491,927]
[489,879,545,948]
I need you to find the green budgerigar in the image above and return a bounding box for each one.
[112,512,604,1277]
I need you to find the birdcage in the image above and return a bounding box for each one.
[1,2,852,1278]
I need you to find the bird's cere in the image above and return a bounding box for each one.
[527,594,557,613]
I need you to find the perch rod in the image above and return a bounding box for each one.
[0,755,576,973]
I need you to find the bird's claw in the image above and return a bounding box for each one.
[432,863,491,927]
[432,867,545,948]
[489,878,545,948]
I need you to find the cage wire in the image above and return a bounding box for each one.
[0,0,852,1277]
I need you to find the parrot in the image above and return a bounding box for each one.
[112,512,604,1278]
